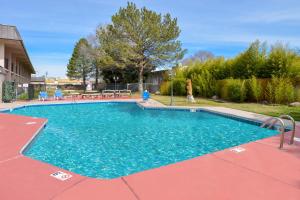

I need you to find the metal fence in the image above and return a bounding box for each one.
[98,83,160,93]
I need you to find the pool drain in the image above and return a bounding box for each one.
[50,171,72,181]
[230,146,246,153]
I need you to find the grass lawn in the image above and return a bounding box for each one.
[151,95,300,121]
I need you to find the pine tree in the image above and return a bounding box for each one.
[98,2,186,92]
[66,38,93,89]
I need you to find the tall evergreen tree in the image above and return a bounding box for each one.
[66,38,93,89]
[98,2,185,92]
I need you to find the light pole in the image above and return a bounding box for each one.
[113,76,119,90]
[169,68,176,106]
[45,71,48,91]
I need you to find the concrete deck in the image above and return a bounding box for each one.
[0,99,299,200]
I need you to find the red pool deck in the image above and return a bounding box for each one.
[0,111,299,200]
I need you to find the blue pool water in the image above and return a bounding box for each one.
[9,102,277,179]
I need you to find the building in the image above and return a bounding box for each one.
[0,24,35,101]
[146,69,169,86]
[45,77,83,89]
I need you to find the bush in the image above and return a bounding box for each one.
[173,78,186,96]
[192,70,216,97]
[2,81,15,103]
[18,92,29,100]
[28,84,35,100]
[225,79,247,102]
[160,79,186,96]
[160,81,171,95]
[266,76,295,104]
[249,76,262,102]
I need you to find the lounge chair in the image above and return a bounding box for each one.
[82,93,101,99]
[39,91,48,101]
[102,90,115,98]
[118,90,131,97]
[54,89,64,100]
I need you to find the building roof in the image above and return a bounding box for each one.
[31,76,46,82]
[0,24,35,73]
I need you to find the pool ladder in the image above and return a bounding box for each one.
[260,115,296,149]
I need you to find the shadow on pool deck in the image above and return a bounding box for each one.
[0,107,299,200]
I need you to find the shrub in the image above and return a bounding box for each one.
[226,79,247,102]
[173,78,186,96]
[265,82,274,104]
[160,79,186,96]
[160,81,170,95]
[2,81,15,103]
[191,70,216,97]
[18,92,29,100]
[266,76,295,104]
[28,85,35,100]
[249,76,262,102]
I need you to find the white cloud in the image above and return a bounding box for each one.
[239,10,300,23]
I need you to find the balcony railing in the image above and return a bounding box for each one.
[0,66,30,83]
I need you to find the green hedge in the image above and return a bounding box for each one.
[215,77,296,104]
[160,79,186,96]
[216,79,247,102]
[2,81,15,103]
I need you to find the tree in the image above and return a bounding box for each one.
[231,40,267,79]
[98,2,185,92]
[67,38,93,89]
[264,43,297,78]
[87,33,102,88]
[183,50,214,64]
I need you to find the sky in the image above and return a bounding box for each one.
[1,0,299,77]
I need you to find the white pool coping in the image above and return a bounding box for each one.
[1,98,299,127]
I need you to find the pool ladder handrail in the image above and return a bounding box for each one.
[260,115,296,149]
[279,115,296,144]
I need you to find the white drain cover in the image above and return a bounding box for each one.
[294,137,300,142]
[230,146,246,153]
[50,171,72,181]
[25,122,37,125]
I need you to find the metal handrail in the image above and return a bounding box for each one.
[279,115,296,145]
[261,117,286,149]
[274,118,286,149]
[260,117,274,128]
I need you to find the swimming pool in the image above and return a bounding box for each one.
[9,102,278,179]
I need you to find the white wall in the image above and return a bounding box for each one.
[0,42,4,69]
[0,42,5,102]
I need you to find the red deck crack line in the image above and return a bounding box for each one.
[121,177,141,200]
[0,155,22,165]
[49,177,88,200]
[211,154,300,190]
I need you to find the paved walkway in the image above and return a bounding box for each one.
[0,99,299,199]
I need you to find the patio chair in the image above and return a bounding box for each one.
[39,91,48,101]
[54,89,64,100]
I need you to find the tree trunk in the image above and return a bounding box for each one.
[82,67,86,91]
[95,66,99,90]
[138,66,144,93]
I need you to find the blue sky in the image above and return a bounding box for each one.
[1,0,299,77]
